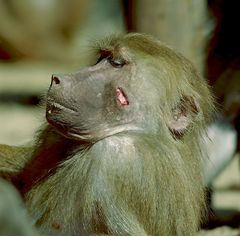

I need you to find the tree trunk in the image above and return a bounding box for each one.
[131,0,210,74]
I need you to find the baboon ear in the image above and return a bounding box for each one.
[167,96,200,137]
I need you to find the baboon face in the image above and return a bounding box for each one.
[46,46,148,141]
[46,34,206,142]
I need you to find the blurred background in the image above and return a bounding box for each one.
[0,0,239,235]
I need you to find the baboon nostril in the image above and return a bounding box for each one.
[51,75,61,85]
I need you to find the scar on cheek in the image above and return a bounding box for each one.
[116,87,129,106]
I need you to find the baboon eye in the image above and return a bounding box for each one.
[96,49,126,68]
[96,50,112,64]
[109,57,126,68]
[96,56,104,64]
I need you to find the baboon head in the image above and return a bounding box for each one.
[46,33,214,142]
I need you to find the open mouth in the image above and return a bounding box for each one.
[46,102,77,115]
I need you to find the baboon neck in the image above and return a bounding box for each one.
[12,126,89,196]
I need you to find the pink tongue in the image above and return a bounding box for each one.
[116,88,129,106]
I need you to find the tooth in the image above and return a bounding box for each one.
[54,103,64,109]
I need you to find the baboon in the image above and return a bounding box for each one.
[0,33,215,236]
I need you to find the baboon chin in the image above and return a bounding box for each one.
[0,33,215,236]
